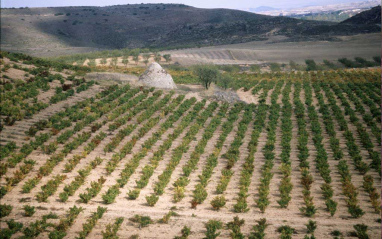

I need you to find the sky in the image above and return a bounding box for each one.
[0,0,370,9]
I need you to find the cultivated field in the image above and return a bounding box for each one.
[164,34,382,65]
[0,53,381,239]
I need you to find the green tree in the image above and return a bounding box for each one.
[250,65,261,73]
[154,54,162,62]
[122,56,129,67]
[100,58,107,66]
[111,57,118,67]
[269,63,281,72]
[305,59,318,71]
[193,65,219,90]
[163,54,172,62]
[218,74,232,90]
[133,55,139,65]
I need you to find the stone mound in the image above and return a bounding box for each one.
[138,62,177,89]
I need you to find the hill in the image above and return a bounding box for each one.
[341,5,381,24]
[0,51,381,239]
[1,4,380,56]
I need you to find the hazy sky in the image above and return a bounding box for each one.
[0,0,370,9]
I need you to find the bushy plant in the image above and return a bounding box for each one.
[0,204,13,218]
[174,226,191,239]
[145,194,159,206]
[249,218,267,239]
[204,220,223,239]
[226,216,245,239]
[351,224,369,239]
[306,220,317,234]
[210,196,226,210]
[128,189,140,200]
[23,205,35,217]
[277,225,296,239]
[129,215,152,228]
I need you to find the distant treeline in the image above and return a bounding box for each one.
[1,51,91,73]
[52,43,203,64]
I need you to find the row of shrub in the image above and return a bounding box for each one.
[215,105,252,196]
[102,98,196,204]
[150,101,218,200]
[59,157,104,202]
[293,82,317,217]
[278,81,293,208]
[256,80,283,213]
[1,85,125,195]
[171,103,229,203]
[134,100,209,203]
[191,103,244,208]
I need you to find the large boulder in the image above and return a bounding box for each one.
[138,62,177,89]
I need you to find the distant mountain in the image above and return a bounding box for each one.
[1,4,380,56]
[341,6,381,24]
[250,0,380,17]
[250,6,279,12]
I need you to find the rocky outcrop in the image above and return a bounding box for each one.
[138,63,177,89]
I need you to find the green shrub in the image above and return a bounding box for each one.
[351,224,369,239]
[59,192,69,202]
[226,216,245,239]
[129,215,152,228]
[49,230,67,239]
[325,199,337,216]
[210,196,226,210]
[305,59,318,71]
[269,63,281,72]
[173,186,185,202]
[174,226,191,239]
[145,194,159,206]
[250,65,261,72]
[23,205,35,217]
[0,204,13,218]
[128,189,140,200]
[306,220,317,234]
[102,217,124,239]
[249,218,267,239]
[277,225,296,239]
[158,211,179,224]
[204,220,223,239]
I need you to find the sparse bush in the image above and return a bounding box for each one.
[145,194,159,206]
[350,224,369,239]
[128,189,140,200]
[23,205,35,217]
[158,211,179,224]
[250,65,261,72]
[305,59,318,71]
[102,217,124,239]
[269,63,281,72]
[249,218,268,239]
[306,220,317,234]
[204,220,223,239]
[0,204,13,218]
[163,54,171,62]
[129,215,152,228]
[218,74,232,90]
[277,225,296,239]
[226,216,245,239]
[174,226,191,239]
[210,196,226,210]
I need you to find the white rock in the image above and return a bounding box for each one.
[138,62,177,89]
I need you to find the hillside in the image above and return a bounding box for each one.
[0,52,381,239]
[1,4,380,57]
[341,5,381,25]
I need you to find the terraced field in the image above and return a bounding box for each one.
[0,53,381,238]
